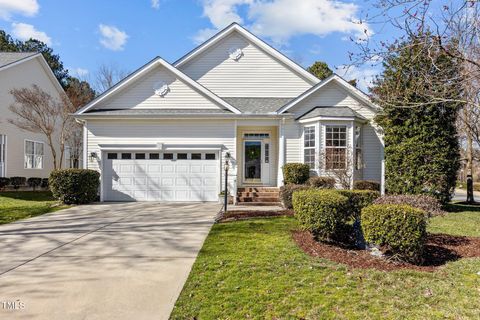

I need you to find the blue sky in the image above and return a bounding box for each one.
[0,0,393,91]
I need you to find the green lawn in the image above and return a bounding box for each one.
[171,205,480,319]
[0,191,66,224]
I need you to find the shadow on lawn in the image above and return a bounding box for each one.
[445,202,480,213]
[0,191,55,202]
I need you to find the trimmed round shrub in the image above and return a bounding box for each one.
[280,184,311,209]
[307,176,336,189]
[27,177,42,190]
[292,189,349,240]
[10,176,26,189]
[41,178,49,189]
[353,180,381,191]
[361,204,427,263]
[337,190,381,219]
[282,163,310,185]
[0,177,10,190]
[49,169,100,204]
[373,194,444,217]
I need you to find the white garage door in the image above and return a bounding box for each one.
[103,151,219,202]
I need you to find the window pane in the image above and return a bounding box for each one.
[35,142,44,155]
[177,153,187,160]
[303,126,315,148]
[121,153,132,160]
[191,153,201,160]
[326,148,346,170]
[304,148,315,169]
[205,153,216,160]
[107,153,118,159]
[163,153,173,160]
[135,153,146,159]
[25,155,34,168]
[35,155,43,169]
[25,141,34,154]
[149,153,160,160]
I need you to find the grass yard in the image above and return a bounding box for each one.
[0,191,66,224]
[171,204,480,319]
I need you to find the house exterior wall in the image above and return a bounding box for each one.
[178,32,313,98]
[85,119,238,194]
[284,83,383,182]
[93,66,224,110]
[0,57,63,178]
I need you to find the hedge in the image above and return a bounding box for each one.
[373,194,444,217]
[361,204,427,263]
[292,189,349,240]
[280,184,311,209]
[10,176,26,189]
[27,177,42,190]
[353,180,381,191]
[41,178,49,188]
[283,163,310,185]
[49,169,100,204]
[0,177,10,189]
[337,190,380,219]
[307,176,336,189]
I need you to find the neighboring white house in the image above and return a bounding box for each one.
[74,23,384,202]
[0,52,71,179]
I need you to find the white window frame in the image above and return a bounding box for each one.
[303,125,316,169]
[24,139,45,169]
[324,125,348,170]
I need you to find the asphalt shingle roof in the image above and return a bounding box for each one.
[298,106,367,120]
[0,52,37,68]
[223,97,293,113]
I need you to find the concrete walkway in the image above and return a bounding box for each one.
[0,202,220,320]
[452,188,480,201]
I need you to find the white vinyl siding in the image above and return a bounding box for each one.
[94,66,224,110]
[179,33,313,98]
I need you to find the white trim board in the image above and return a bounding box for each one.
[174,23,320,85]
[75,57,242,115]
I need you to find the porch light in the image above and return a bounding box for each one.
[89,152,97,160]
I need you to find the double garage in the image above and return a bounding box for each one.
[102,150,220,202]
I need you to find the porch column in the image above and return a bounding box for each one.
[278,118,286,187]
[350,121,355,189]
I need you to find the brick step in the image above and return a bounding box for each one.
[236,197,280,203]
[237,187,280,193]
[235,202,282,207]
[237,192,280,198]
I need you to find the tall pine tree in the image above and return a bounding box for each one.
[373,34,462,203]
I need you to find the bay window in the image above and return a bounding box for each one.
[325,126,347,170]
[25,140,44,169]
[303,126,315,169]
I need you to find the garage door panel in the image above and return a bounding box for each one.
[104,154,219,202]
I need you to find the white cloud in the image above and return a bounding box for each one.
[196,0,370,44]
[151,0,160,9]
[98,24,128,51]
[0,0,39,20]
[70,67,89,77]
[335,64,379,92]
[11,22,51,45]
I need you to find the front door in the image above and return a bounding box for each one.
[243,139,270,184]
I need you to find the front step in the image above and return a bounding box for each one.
[236,187,280,205]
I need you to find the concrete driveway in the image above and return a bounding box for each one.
[0,202,220,320]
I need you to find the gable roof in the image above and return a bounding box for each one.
[0,52,38,68]
[297,106,367,121]
[75,56,242,115]
[174,23,320,85]
[277,74,380,114]
[0,52,65,96]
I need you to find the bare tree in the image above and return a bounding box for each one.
[9,85,75,170]
[318,148,357,189]
[94,63,129,93]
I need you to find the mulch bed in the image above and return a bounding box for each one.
[293,230,480,272]
[218,210,294,222]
